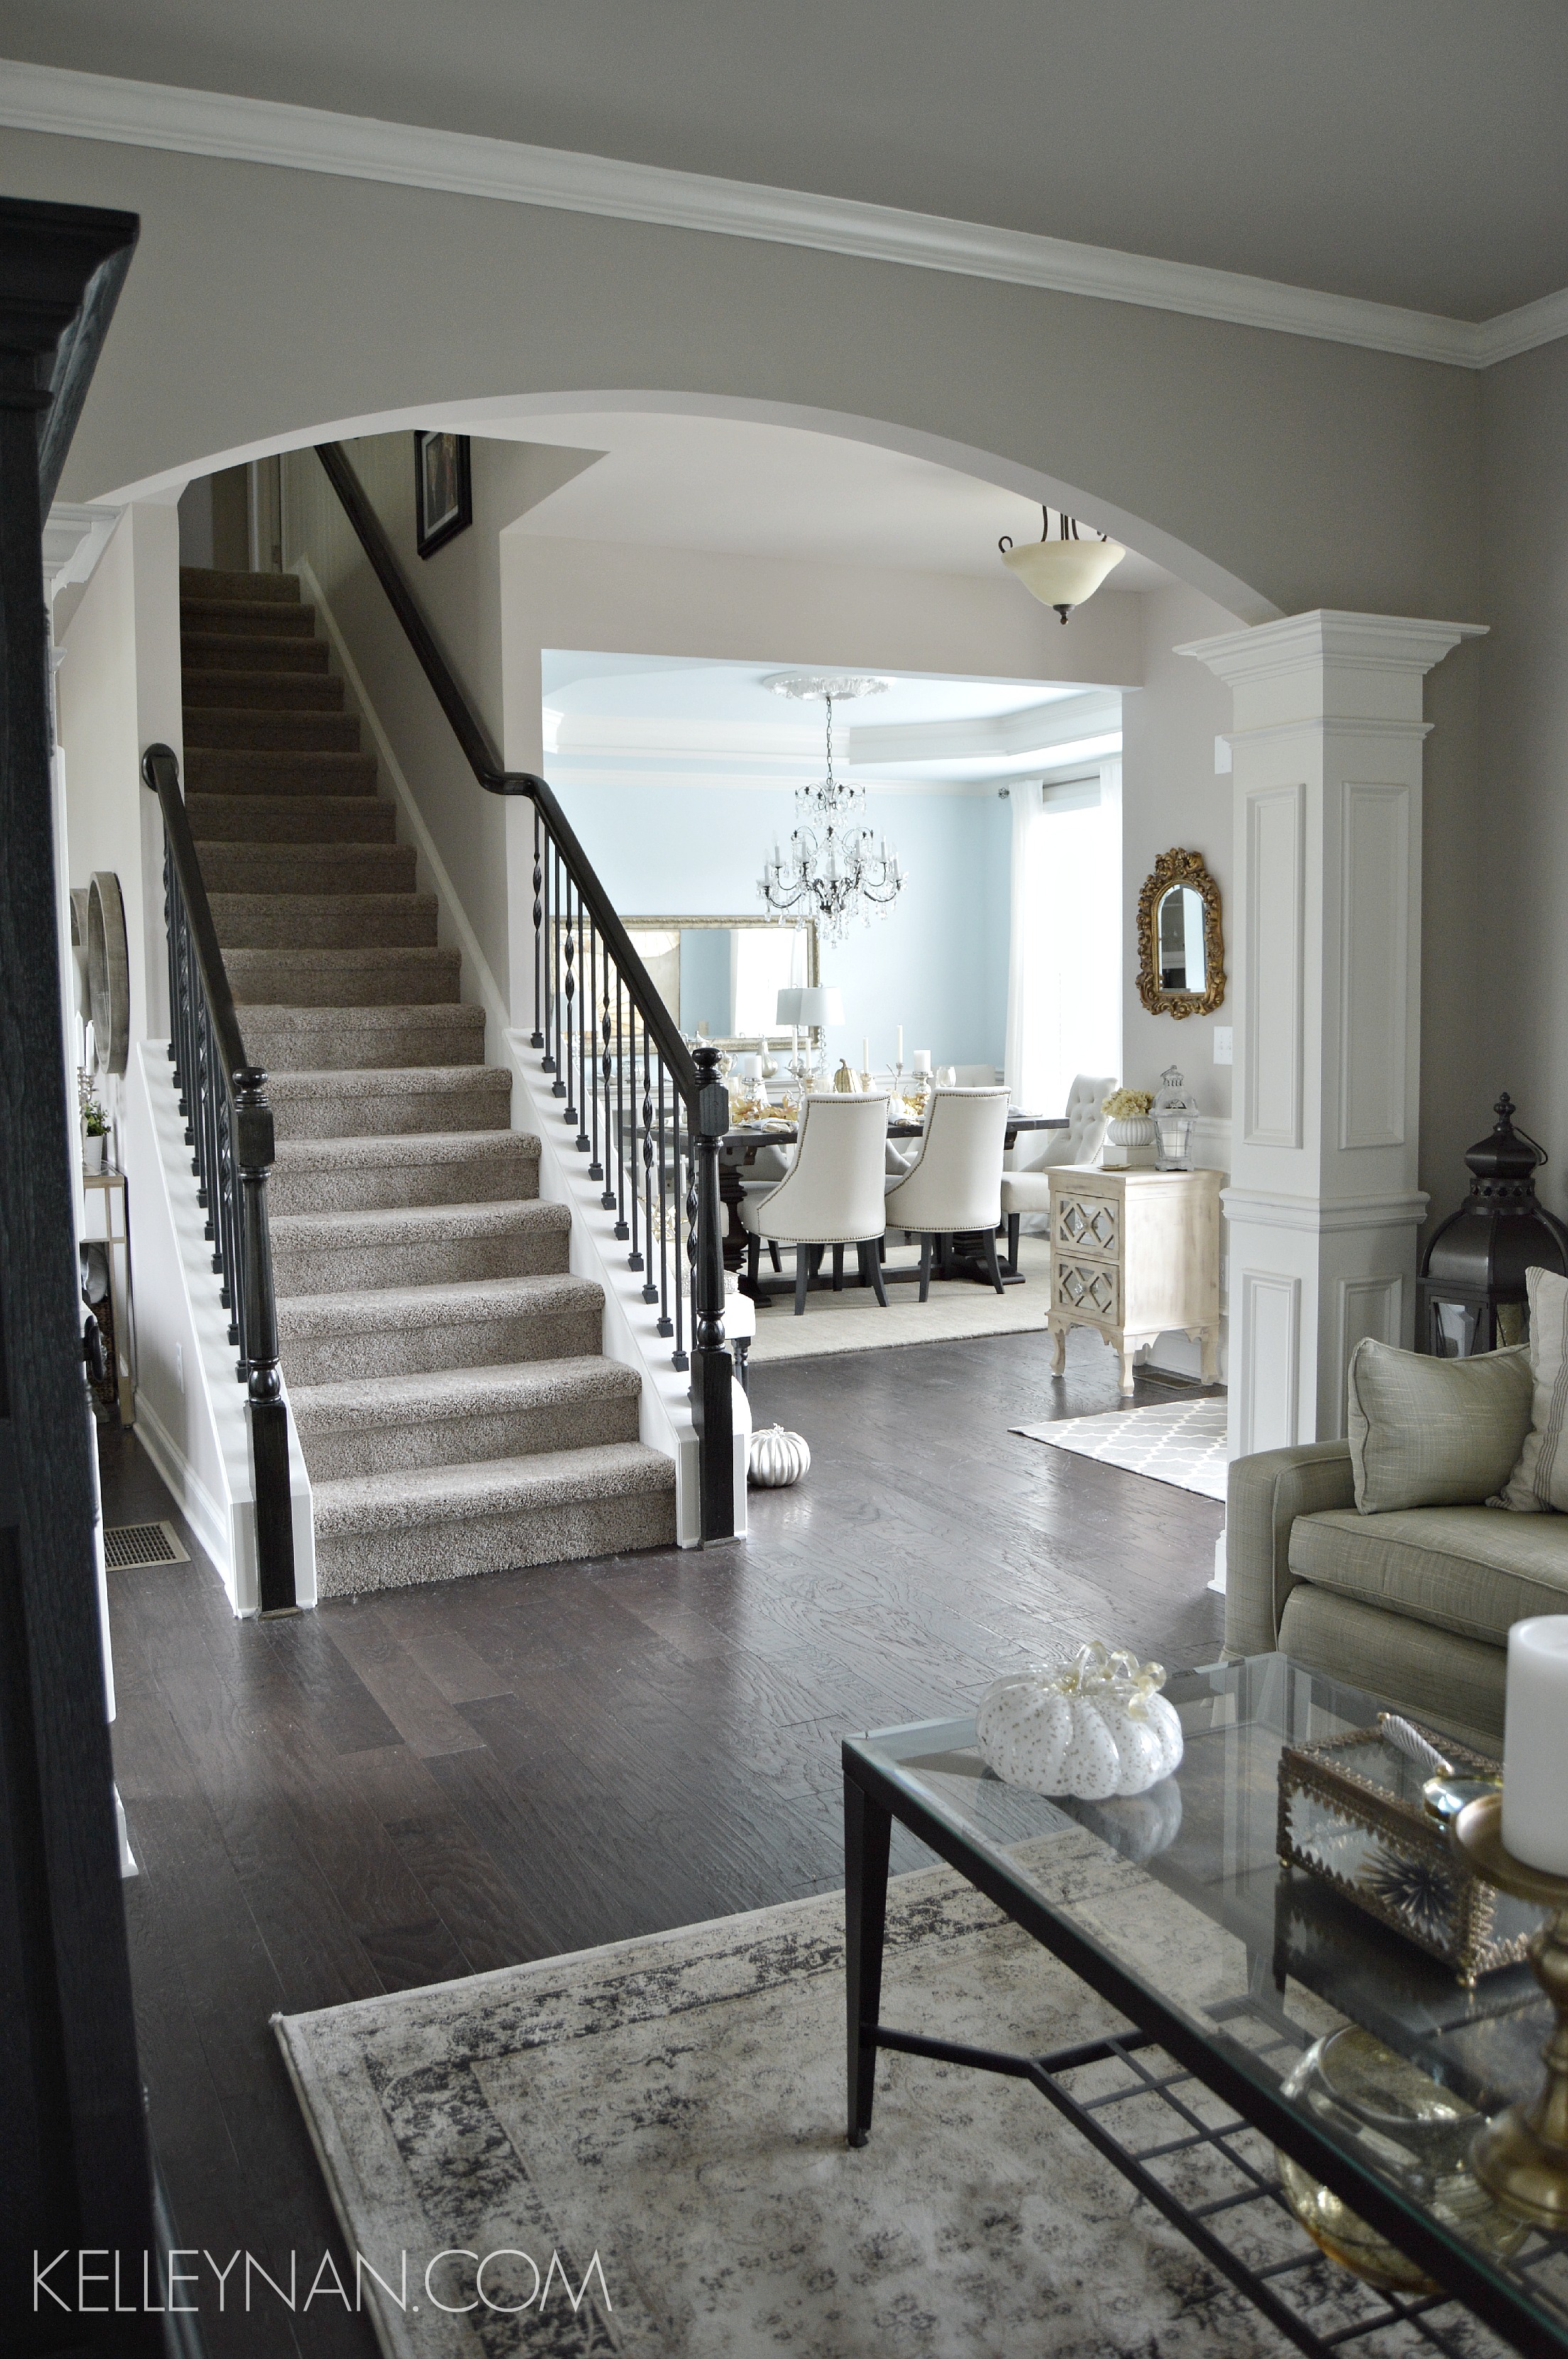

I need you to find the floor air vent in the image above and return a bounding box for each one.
[103,1521,190,1571]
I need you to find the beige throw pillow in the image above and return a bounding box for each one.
[1347,1337,1533,1514]
[1496,1266,1568,1514]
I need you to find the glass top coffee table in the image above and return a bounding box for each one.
[842,1653,1568,2359]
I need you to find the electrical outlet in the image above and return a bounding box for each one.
[1213,1027,1234,1066]
[174,1342,183,1394]
[1215,735,1233,775]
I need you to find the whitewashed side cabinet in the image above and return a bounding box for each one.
[1047,1167,1222,1395]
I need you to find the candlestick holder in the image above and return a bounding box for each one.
[1452,1790,1568,2228]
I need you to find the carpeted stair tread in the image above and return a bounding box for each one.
[290,1354,638,1433]
[182,631,327,673]
[226,944,461,1005]
[310,1441,674,1536]
[268,1064,511,1139]
[186,793,397,845]
[289,1356,643,1482]
[242,1002,484,1071]
[270,1127,539,1213]
[277,1271,604,1382]
[180,565,299,603]
[196,840,416,895]
[180,596,314,636]
[185,748,378,796]
[273,1197,567,1249]
[209,891,438,948]
[270,1196,568,1289]
[184,669,344,711]
[184,708,361,752]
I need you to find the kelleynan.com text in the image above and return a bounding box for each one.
[34,2245,613,2319]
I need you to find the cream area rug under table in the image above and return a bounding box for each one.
[745,1235,1053,1364]
[275,1835,1418,2359]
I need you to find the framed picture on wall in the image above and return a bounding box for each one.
[414,431,471,558]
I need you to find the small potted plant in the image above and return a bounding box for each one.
[79,1071,109,1175]
[1102,1086,1156,1168]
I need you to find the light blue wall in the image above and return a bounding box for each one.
[556,782,1011,1073]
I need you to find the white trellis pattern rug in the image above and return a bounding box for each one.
[1012,1397,1229,1502]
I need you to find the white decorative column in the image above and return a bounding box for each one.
[1180,612,1484,1457]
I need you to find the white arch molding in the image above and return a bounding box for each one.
[93,387,1279,628]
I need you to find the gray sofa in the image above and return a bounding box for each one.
[1227,1440,1568,1753]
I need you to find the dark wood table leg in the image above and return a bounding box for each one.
[844,1766,892,2147]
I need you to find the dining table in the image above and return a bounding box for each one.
[720,1109,1068,1299]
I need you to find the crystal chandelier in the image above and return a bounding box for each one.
[758,673,904,946]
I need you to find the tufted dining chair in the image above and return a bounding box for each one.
[998,1071,1117,1273]
[740,1093,891,1313]
[883,1088,1011,1297]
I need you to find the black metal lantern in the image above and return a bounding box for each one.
[1417,1093,1568,1355]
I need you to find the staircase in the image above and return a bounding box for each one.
[177,565,677,1595]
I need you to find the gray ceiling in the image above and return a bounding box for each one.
[5,0,1564,319]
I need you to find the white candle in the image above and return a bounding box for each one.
[862,1037,870,1072]
[896,1026,903,1066]
[913,1049,931,1075]
[1502,1616,1568,1873]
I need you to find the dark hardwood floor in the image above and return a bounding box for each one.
[102,1328,1223,2357]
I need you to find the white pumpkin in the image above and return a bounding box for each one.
[975,1641,1183,1801]
[748,1425,811,1487]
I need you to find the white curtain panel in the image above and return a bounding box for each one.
[1004,770,1122,1124]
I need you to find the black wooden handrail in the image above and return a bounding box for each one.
[314,440,734,1543]
[142,743,297,1610]
[315,442,701,1099]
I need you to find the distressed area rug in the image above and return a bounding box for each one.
[274,1836,1415,2359]
[1013,1397,1229,1501]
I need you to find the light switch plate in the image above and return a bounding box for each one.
[1215,735,1234,775]
[1213,1027,1234,1066]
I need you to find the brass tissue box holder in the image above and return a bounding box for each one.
[1277,1717,1535,1987]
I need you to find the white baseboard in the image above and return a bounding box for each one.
[131,1384,234,1576]
[1209,1528,1227,1594]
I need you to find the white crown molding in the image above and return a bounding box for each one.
[5,59,1566,370]
[1177,609,1488,690]
[850,690,1122,767]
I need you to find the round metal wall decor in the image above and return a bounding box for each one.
[87,870,130,1076]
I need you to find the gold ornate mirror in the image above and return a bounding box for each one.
[1136,849,1225,1019]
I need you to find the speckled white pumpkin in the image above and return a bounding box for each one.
[748,1425,810,1487]
[975,1645,1184,1800]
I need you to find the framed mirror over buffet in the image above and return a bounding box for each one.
[1136,848,1226,1019]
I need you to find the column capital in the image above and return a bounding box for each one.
[1177,610,1486,730]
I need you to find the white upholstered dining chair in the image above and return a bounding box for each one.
[740,1093,892,1313]
[883,1087,1011,1296]
[998,1071,1117,1273]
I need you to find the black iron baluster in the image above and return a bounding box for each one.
[598,946,614,1205]
[656,1060,673,1337]
[233,1066,297,1614]
[671,1088,688,1370]
[618,978,632,1253]
[575,895,590,1152]
[549,841,564,1093]
[530,806,544,1051]
[561,873,579,1130]
[638,1031,655,1295]
[588,921,604,1183]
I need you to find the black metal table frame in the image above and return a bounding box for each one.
[843,1744,1567,2359]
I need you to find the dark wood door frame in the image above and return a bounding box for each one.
[0,193,168,2353]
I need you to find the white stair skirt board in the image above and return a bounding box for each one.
[1012,1397,1229,1502]
[275,1846,1345,2359]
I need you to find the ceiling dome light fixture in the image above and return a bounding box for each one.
[999,507,1126,623]
[759,672,904,946]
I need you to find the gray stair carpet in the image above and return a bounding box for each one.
[179,564,674,1595]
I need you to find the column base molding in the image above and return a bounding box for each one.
[1222,1186,1428,1233]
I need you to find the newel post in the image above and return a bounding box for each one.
[689,1042,735,1540]
[233,1066,298,1614]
